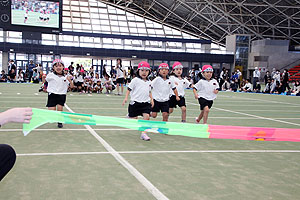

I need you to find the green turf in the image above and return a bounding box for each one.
[0,83,299,200]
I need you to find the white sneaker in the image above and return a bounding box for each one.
[195,117,200,124]
[140,132,150,141]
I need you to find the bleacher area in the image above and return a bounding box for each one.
[289,65,300,81]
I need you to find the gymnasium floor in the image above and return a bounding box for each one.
[0,83,299,200]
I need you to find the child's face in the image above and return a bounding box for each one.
[139,69,150,79]
[203,71,213,80]
[53,63,63,74]
[159,68,169,78]
[174,68,182,76]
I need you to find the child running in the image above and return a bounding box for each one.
[122,61,154,141]
[193,65,219,124]
[169,62,192,122]
[151,63,179,121]
[46,59,74,128]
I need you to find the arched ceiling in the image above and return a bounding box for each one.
[104,0,300,46]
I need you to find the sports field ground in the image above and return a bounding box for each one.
[0,83,299,200]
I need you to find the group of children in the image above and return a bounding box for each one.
[122,61,219,141]
[46,59,219,140]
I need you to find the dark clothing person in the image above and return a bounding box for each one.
[0,144,16,181]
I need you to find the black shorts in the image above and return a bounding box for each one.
[116,78,125,84]
[198,97,213,110]
[46,93,66,107]
[75,81,83,87]
[152,100,169,113]
[169,95,186,108]
[128,102,151,117]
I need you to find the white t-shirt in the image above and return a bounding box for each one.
[128,77,151,103]
[151,76,176,102]
[253,70,260,78]
[169,76,191,97]
[46,73,70,94]
[75,73,84,82]
[116,65,125,79]
[194,78,219,100]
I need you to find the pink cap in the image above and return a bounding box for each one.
[138,61,150,70]
[202,65,213,72]
[80,69,84,72]
[64,68,69,71]
[172,61,183,70]
[158,63,169,70]
[52,59,64,66]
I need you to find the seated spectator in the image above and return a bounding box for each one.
[7,69,16,83]
[253,82,261,93]
[0,70,7,82]
[240,79,252,92]
[32,69,39,83]
[292,81,300,96]
[221,78,231,91]
[270,79,277,93]
[16,69,25,83]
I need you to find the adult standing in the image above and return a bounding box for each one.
[28,60,35,82]
[282,69,290,92]
[115,58,126,95]
[252,67,261,90]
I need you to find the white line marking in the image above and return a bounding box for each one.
[64,104,169,200]
[16,150,300,157]
[221,94,300,107]
[187,102,300,127]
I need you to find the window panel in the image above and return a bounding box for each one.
[110,20,118,26]
[82,24,92,30]
[80,7,89,12]
[92,25,101,30]
[72,12,80,17]
[82,18,90,24]
[81,13,90,18]
[63,17,71,22]
[72,6,80,11]
[62,23,72,29]
[99,8,107,13]
[90,8,98,13]
[73,24,82,29]
[63,11,70,16]
[71,1,79,5]
[72,18,81,23]
[91,13,100,19]
[63,5,70,10]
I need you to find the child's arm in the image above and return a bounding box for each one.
[149,92,154,108]
[173,88,180,101]
[193,88,199,99]
[122,90,130,106]
[67,75,74,88]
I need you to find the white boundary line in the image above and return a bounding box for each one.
[64,104,169,200]
[186,102,300,127]
[17,150,300,157]
[220,94,300,107]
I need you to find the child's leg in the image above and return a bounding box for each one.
[162,112,169,121]
[121,83,124,94]
[57,105,63,112]
[151,112,157,118]
[169,108,174,114]
[196,110,204,123]
[116,83,119,94]
[203,106,210,124]
[48,106,56,111]
[180,106,186,122]
[142,113,150,120]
